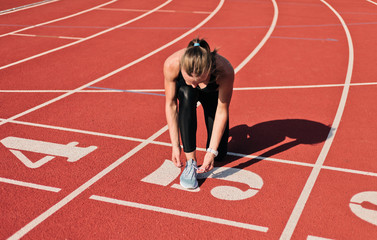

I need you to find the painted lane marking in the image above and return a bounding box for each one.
[10,33,84,40]
[97,7,211,14]
[270,36,338,41]
[0,0,169,70]
[2,81,377,93]
[0,118,158,144]
[280,1,354,239]
[86,86,165,96]
[142,160,263,201]
[234,0,278,73]
[3,118,377,178]
[366,0,377,6]
[349,191,377,226]
[232,82,377,90]
[340,11,377,15]
[1,136,97,168]
[0,0,59,15]
[89,195,269,232]
[0,177,61,192]
[7,125,169,240]
[5,0,280,235]
[307,236,333,240]
[0,0,173,127]
[2,21,377,32]
[6,1,226,238]
[0,0,117,38]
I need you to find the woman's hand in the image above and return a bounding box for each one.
[198,152,215,173]
[172,145,182,168]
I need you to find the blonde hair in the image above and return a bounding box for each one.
[180,38,218,79]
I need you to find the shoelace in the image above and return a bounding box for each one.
[183,162,198,176]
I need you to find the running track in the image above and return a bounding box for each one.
[1,0,377,239]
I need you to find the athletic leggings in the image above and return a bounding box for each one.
[177,75,229,161]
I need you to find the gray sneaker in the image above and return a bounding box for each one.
[180,159,198,189]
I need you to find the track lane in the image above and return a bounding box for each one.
[2,0,280,237]
[4,0,227,238]
[322,0,377,173]
[91,0,277,93]
[0,0,117,38]
[0,0,112,34]
[0,0,173,70]
[281,0,354,238]
[288,0,377,238]
[0,0,59,15]
[2,0,376,239]
[234,0,349,89]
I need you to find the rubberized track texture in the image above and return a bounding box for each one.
[1,0,377,239]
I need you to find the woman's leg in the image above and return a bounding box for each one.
[178,85,198,156]
[199,91,229,161]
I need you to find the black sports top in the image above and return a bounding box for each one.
[177,71,219,93]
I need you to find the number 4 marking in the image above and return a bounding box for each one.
[142,160,263,201]
[1,136,97,168]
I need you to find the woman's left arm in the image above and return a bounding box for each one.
[199,58,234,172]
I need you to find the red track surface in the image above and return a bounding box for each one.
[1,0,377,239]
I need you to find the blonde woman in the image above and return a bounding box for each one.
[164,38,234,189]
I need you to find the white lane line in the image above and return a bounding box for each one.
[89,195,269,232]
[0,177,61,192]
[3,118,377,178]
[280,1,354,239]
[0,0,59,15]
[307,236,334,240]
[0,0,227,128]
[10,33,84,40]
[366,0,377,6]
[0,0,169,70]
[234,0,278,73]
[2,81,377,93]
[0,0,117,38]
[7,125,169,240]
[0,0,173,128]
[97,7,211,14]
[233,82,377,90]
[4,119,147,143]
[227,152,377,177]
[321,165,377,177]
[97,7,174,13]
[57,35,84,40]
[6,1,225,239]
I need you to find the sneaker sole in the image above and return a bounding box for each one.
[179,180,198,189]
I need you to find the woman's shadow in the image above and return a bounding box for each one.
[219,119,333,169]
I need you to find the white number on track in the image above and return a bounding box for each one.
[1,136,97,168]
[142,160,263,201]
[349,191,377,226]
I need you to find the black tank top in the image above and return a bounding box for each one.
[177,71,219,93]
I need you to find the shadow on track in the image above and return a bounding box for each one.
[218,119,333,169]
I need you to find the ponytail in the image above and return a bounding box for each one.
[180,38,218,79]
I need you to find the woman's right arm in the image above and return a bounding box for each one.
[163,55,182,168]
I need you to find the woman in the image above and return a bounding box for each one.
[164,38,234,189]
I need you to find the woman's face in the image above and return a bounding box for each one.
[181,68,209,88]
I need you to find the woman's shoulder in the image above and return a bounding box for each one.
[163,49,185,81]
[164,49,185,70]
[214,53,234,82]
[215,54,233,72]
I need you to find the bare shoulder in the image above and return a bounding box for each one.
[164,49,185,82]
[215,54,234,83]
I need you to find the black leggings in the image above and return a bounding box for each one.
[177,84,229,161]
